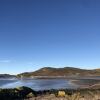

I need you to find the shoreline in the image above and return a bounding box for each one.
[0,78,100,99]
[70,79,100,89]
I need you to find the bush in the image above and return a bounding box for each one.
[0,86,37,100]
[58,91,66,97]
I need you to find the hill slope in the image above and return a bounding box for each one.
[17,67,100,77]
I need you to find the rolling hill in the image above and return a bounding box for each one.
[17,67,100,78]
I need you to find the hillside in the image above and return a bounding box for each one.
[17,67,100,78]
[0,74,16,78]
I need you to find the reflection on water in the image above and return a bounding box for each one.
[0,79,78,90]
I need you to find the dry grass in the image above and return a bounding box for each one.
[58,91,66,97]
[26,89,100,100]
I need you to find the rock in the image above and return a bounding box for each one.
[26,92,35,98]
[15,86,37,98]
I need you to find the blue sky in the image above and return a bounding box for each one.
[0,0,100,74]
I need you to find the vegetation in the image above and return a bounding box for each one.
[0,86,100,100]
[17,67,100,78]
[58,91,66,97]
[0,86,36,100]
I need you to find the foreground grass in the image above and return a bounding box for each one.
[0,86,100,100]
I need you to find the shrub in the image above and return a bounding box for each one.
[58,91,66,97]
[26,92,35,98]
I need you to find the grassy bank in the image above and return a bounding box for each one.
[0,86,100,100]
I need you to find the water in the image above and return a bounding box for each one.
[0,78,78,90]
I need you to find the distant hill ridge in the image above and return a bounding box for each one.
[17,67,100,77]
[0,74,16,78]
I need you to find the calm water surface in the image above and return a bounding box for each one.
[0,77,100,90]
[0,79,78,90]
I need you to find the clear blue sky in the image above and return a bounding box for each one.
[0,0,100,74]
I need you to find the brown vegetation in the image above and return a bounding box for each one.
[17,67,100,77]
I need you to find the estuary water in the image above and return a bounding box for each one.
[0,78,78,90]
